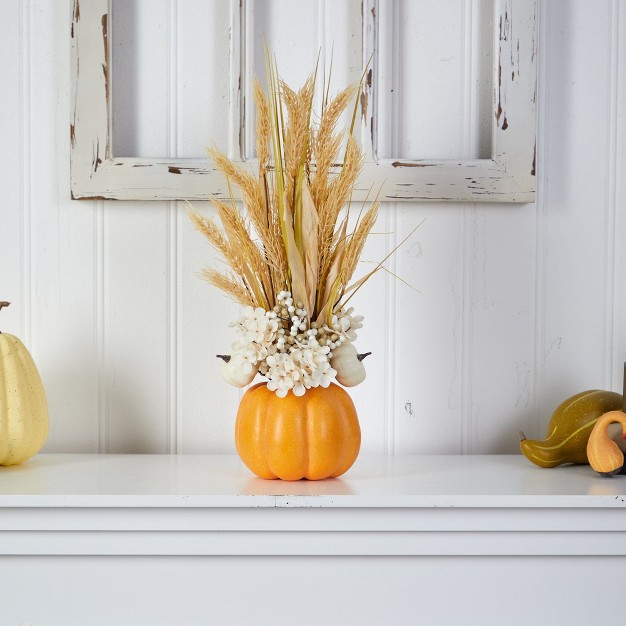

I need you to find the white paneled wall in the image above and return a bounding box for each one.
[1,0,624,456]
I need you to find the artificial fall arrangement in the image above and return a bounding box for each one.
[190,61,388,480]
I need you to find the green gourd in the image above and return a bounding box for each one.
[520,390,623,468]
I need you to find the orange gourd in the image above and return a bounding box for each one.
[587,410,626,476]
[235,383,361,481]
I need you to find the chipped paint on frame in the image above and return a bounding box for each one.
[70,0,537,203]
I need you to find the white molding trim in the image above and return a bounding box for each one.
[70,0,537,202]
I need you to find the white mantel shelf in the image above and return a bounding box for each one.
[1,453,625,508]
[1,453,625,557]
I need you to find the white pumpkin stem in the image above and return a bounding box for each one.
[357,352,372,362]
[216,354,231,363]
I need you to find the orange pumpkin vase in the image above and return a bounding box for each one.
[235,382,361,481]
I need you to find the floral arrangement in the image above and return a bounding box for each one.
[225,296,364,397]
[190,60,383,398]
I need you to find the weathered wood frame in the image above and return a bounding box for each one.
[70,0,537,202]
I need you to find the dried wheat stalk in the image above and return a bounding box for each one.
[191,57,382,322]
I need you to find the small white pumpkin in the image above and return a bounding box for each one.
[217,355,259,388]
[0,302,49,465]
[331,342,370,387]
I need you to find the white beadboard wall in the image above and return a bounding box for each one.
[0,0,624,456]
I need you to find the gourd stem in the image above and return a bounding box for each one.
[0,301,10,333]
[357,352,372,362]
[519,430,527,442]
[216,354,231,363]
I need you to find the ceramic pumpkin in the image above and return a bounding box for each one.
[0,302,49,465]
[236,382,360,480]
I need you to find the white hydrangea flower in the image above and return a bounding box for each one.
[231,306,279,347]
[290,341,336,390]
[328,307,364,343]
[343,307,364,330]
[231,340,268,371]
[307,358,336,388]
[265,353,297,398]
[257,341,278,377]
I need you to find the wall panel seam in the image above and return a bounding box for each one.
[166,0,180,455]
[532,0,548,436]
[615,0,626,382]
[460,0,474,454]
[175,0,183,454]
[459,0,470,170]
[386,210,397,456]
[20,0,31,349]
[386,0,401,455]
[460,208,473,454]
[604,0,619,390]
[96,201,107,453]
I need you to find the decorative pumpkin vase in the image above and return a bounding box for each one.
[235,382,361,481]
[0,302,49,465]
[190,61,399,481]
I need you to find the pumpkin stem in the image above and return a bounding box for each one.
[357,352,372,362]
[216,354,231,363]
[519,430,527,442]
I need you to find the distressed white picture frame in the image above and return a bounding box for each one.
[70,0,537,202]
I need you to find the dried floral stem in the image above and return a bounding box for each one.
[191,52,407,321]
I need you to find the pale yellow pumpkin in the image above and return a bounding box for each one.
[0,302,48,465]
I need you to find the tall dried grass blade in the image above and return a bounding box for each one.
[253,78,271,171]
[323,44,334,114]
[377,265,421,293]
[301,178,320,317]
[347,54,372,140]
[282,191,307,310]
[339,218,426,311]
[341,199,379,285]
[317,217,348,325]
[265,47,288,262]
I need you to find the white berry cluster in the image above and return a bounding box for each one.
[228,291,363,397]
